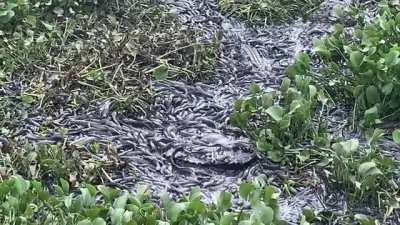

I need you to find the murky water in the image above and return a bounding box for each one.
[15,0,391,223]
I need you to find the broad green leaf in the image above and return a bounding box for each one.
[332,139,358,156]
[60,178,69,194]
[358,161,383,177]
[393,129,400,144]
[0,10,15,24]
[308,85,317,99]
[220,213,235,225]
[123,211,133,223]
[363,106,381,126]
[110,208,125,225]
[385,49,400,66]
[92,218,106,225]
[98,185,121,203]
[261,92,275,108]
[239,182,253,200]
[161,193,186,222]
[114,192,129,209]
[12,176,30,196]
[314,39,331,58]
[266,106,284,122]
[80,188,95,207]
[366,128,385,146]
[365,86,380,106]
[77,219,92,225]
[216,191,232,212]
[64,194,73,209]
[153,64,169,80]
[254,203,274,224]
[349,50,364,68]
[382,83,394,96]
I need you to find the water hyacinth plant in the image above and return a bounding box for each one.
[0,176,286,225]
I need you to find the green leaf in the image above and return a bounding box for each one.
[12,176,30,196]
[0,10,15,24]
[261,92,275,108]
[220,213,235,225]
[254,203,274,224]
[332,139,358,156]
[216,191,232,212]
[250,82,261,95]
[110,208,125,225]
[363,106,381,127]
[365,86,380,106]
[382,83,394,96]
[266,106,284,122]
[20,95,35,105]
[385,49,400,66]
[366,128,385,146]
[161,193,186,223]
[308,85,317,99]
[153,64,169,80]
[393,129,400,144]
[239,182,253,200]
[77,219,92,225]
[349,50,364,68]
[98,185,121,203]
[280,78,291,94]
[92,218,106,225]
[114,192,129,209]
[358,161,383,177]
[60,178,69,194]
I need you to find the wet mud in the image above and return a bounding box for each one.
[16,0,384,222]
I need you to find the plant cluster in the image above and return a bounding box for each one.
[288,3,400,126]
[321,135,398,208]
[231,74,329,162]
[0,0,219,184]
[0,176,286,225]
[218,0,323,24]
[231,2,400,222]
[0,0,218,133]
[0,142,123,185]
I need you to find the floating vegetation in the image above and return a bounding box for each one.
[231,2,400,223]
[288,3,400,126]
[0,176,286,225]
[0,0,218,128]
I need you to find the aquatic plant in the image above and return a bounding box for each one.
[218,0,323,24]
[287,2,400,127]
[0,0,218,136]
[393,129,400,144]
[322,136,398,206]
[0,176,285,225]
[231,74,330,162]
